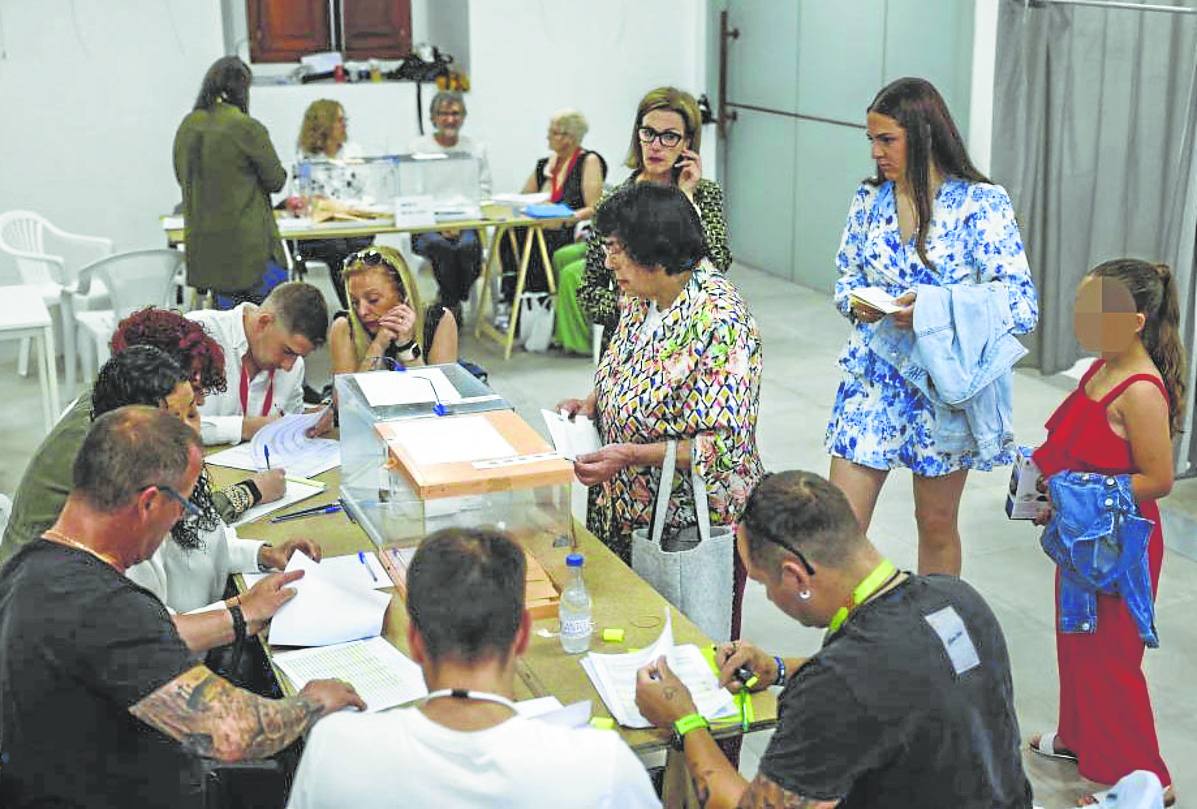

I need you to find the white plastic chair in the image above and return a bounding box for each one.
[0,210,112,391]
[70,249,185,382]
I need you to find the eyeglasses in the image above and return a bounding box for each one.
[638,126,684,148]
[759,532,816,576]
[147,484,203,519]
[601,239,626,258]
[435,108,465,119]
[348,248,395,272]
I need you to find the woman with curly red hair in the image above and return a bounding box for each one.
[1,308,287,561]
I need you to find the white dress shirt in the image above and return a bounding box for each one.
[408,133,493,198]
[126,523,262,614]
[188,304,306,445]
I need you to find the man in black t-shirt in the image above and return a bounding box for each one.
[635,470,1032,808]
[0,407,363,809]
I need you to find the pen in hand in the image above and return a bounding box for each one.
[264,445,272,471]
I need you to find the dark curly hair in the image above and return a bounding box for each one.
[90,346,222,551]
[111,308,227,395]
[593,183,707,275]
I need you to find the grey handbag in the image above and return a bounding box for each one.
[630,440,735,641]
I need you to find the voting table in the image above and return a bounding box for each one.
[208,457,777,807]
[163,211,570,360]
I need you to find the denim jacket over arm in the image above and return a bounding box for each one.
[1041,471,1158,647]
[869,283,1027,462]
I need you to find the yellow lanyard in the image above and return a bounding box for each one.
[827,559,898,635]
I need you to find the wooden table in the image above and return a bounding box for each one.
[163,213,571,360]
[209,463,777,804]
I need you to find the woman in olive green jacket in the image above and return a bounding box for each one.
[174,56,287,304]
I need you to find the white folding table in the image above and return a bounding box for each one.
[0,285,60,433]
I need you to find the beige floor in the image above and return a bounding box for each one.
[1,262,1193,807]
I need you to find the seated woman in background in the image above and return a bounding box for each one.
[329,245,458,375]
[566,87,731,356]
[499,110,606,315]
[290,99,374,309]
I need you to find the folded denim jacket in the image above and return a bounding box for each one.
[1041,471,1158,647]
[869,283,1027,463]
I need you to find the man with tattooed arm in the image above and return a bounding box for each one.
[0,407,363,808]
[635,471,1031,809]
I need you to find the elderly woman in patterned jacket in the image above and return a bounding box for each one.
[568,86,732,355]
[556,182,763,638]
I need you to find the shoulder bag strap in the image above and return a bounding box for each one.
[690,457,712,543]
[649,440,677,545]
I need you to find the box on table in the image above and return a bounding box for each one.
[336,365,574,556]
[1006,445,1047,520]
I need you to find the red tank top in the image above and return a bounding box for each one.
[1033,359,1170,478]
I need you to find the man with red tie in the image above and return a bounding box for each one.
[188,281,329,444]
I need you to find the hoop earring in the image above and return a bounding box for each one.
[799,590,811,601]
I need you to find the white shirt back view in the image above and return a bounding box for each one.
[286,707,660,809]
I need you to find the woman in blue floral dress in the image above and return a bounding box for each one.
[826,78,1038,576]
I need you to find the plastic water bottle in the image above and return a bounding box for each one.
[295,161,312,216]
[559,553,593,654]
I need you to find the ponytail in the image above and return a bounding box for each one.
[1148,264,1186,436]
[1090,259,1188,436]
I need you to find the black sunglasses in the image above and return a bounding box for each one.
[744,474,816,575]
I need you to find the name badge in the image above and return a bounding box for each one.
[924,606,981,676]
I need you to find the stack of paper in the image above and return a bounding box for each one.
[274,637,427,713]
[385,414,516,465]
[206,411,340,479]
[848,286,904,314]
[581,610,737,729]
[269,551,392,647]
[242,551,389,591]
[541,409,603,461]
[351,367,464,407]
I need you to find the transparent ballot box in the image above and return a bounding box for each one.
[295,152,482,208]
[336,365,572,550]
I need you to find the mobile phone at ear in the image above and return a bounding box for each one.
[672,156,686,182]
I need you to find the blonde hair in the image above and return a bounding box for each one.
[298,99,343,156]
[625,87,701,171]
[341,245,423,362]
[551,109,588,142]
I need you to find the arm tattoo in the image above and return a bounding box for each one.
[736,773,840,809]
[130,664,322,762]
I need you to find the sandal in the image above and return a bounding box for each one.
[1029,730,1079,763]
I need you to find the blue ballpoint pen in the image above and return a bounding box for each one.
[358,551,379,582]
[264,445,272,470]
[268,503,342,523]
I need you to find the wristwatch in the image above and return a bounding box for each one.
[395,339,421,361]
[670,712,710,751]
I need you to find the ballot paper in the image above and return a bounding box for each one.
[848,286,904,315]
[268,551,392,647]
[581,610,737,729]
[351,367,464,407]
[243,551,389,591]
[541,409,603,461]
[385,414,516,465]
[274,637,427,713]
[250,411,341,478]
[515,697,592,729]
[229,478,325,527]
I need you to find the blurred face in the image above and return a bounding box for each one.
[432,101,466,141]
[638,109,689,179]
[348,266,404,335]
[162,381,201,436]
[603,236,658,300]
[866,111,907,183]
[251,313,315,372]
[736,528,818,627]
[547,120,574,155]
[1074,276,1144,354]
[138,447,203,563]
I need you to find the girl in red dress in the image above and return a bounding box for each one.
[1029,259,1185,806]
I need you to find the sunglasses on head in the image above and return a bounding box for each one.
[744,473,816,576]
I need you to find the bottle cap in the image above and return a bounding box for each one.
[565,553,584,568]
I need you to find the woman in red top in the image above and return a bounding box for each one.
[1029,259,1184,806]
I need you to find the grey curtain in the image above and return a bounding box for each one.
[991,0,1197,472]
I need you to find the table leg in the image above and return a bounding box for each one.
[44,322,60,421]
[661,749,701,808]
[34,332,51,432]
[503,226,537,360]
[534,226,557,295]
[474,224,507,339]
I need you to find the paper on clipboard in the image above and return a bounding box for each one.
[540,409,602,460]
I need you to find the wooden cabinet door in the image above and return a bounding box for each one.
[248,0,332,63]
[342,0,412,59]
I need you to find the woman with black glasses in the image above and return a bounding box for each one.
[568,87,732,354]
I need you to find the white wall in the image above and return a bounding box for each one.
[465,0,712,195]
[0,0,224,267]
[969,0,999,176]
